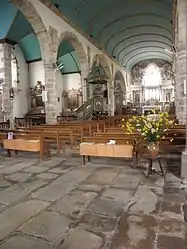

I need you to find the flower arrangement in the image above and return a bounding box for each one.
[122,110,174,143]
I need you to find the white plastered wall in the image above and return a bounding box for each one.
[12,45,29,118]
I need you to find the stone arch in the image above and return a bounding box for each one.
[114,71,126,115]
[114,70,126,91]
[10,0,53,61]
[57,31,88,102]
[58,31,88,70]
[9,0,57,124]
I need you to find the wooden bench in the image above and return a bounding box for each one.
[20,128,78,149]
[0,127,79,154]
[3,136,50,161]
[82,136,135,145]
[80,142,134,165]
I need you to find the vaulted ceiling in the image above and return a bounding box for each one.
[0,0,41,62]
[57,40,81,74]
[50,0,174,72]
[1,0,81,74]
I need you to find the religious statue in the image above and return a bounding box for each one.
[134,90,140,103]
[132,66,140,81]
[31,81,45,109]
[67,89,79,110]
[166,90,171,102]
[34,81,45,95]
[161,63,172,80]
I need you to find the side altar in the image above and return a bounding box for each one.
[26,81,46,124]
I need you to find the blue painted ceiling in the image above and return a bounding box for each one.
[57,40,81,74]
[0,0,41,62]
[1,0,80,73]
[50,0,173,72]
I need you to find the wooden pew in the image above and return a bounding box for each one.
[83,126,186,165]
[0,130,62,157]
[82,136,135,145]
[0,121,10,129]
[3,134,50,160]
[80,143,134,165]
[13,116,185,156]
[104,127,124,133]
[19,128,79,149]
[0,127,74,152]
[17,120,107,145]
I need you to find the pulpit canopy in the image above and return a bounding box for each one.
[87,61,108,84]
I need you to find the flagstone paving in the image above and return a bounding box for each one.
[0,152,185,249]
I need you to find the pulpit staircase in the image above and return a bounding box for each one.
[75,98,94,120]
[58,97,105,121]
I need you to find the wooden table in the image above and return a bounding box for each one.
[144,154,165,177]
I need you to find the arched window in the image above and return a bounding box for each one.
[142,63,161,87]
[11,53,19,88]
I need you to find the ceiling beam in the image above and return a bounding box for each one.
[127,55,172,71]
[86,0,172,33]
[112,33,173,55]
[117,40,172,61]
[97,13,172,40]
[121,45,172,64]
[105,24,173,50]
[125,51,172,68]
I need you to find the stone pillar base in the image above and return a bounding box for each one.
[181,150,187,178]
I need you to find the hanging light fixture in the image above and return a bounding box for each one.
[87,57,109,85]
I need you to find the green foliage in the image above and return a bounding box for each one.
[122,110,174,143]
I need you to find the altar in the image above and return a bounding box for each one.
[131,60,175,111]
[142,105,161,115]
[26,81,46,124]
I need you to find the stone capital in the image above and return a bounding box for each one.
[43,61,54,70]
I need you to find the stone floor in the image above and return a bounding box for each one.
[0,151,185,249]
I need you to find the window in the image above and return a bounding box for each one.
[142,63,161,87]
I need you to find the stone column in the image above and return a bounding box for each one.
[139,89,142,104]
[179,0,187,178]
[81,77,88,102]
[81,66,89,103]
[175,0,187,124]
[107,80,114,115]
[43,61,58,124]
[142,88,145,103]
[123,93,126,105]
[160,88,163,102]
[0,43,13,123]
[0,45,4,122]
[89,84,94,99]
